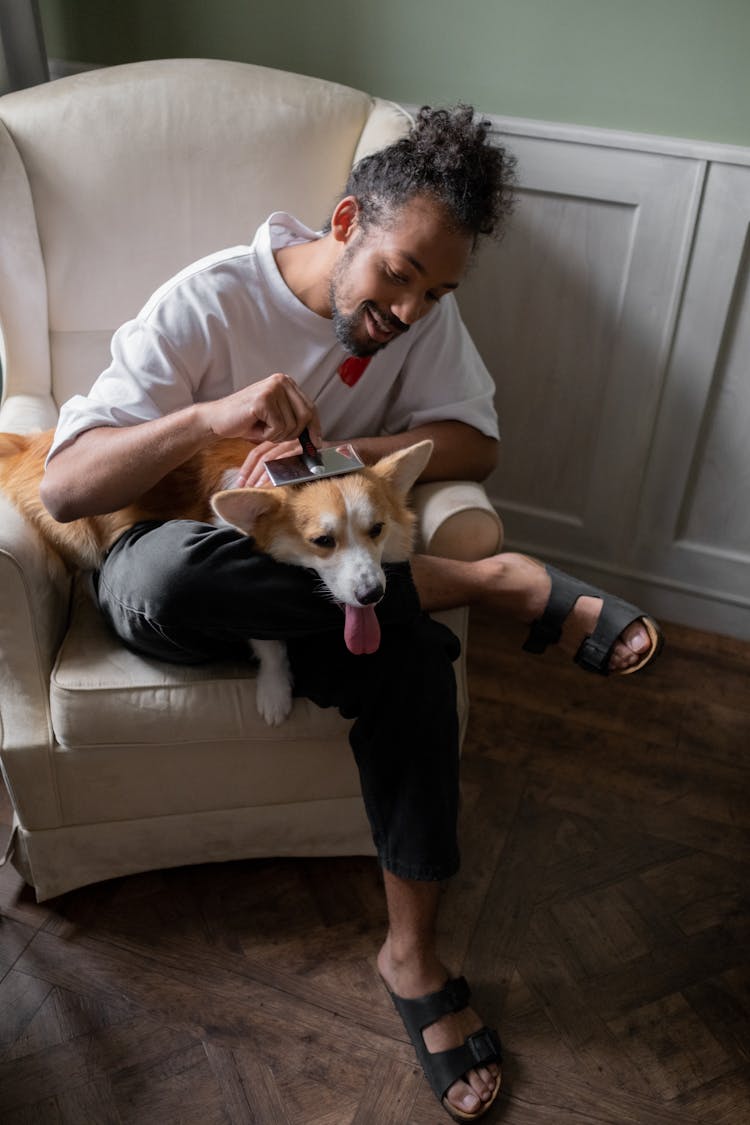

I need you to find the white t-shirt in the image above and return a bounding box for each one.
[49,212,499,459]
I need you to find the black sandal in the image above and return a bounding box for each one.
[523,563,664,675]
[387,976,502,1122]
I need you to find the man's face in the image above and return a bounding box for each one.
[329,195,473,357]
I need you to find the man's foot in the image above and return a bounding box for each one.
[378,939,501,1119]
[477,553,661,674]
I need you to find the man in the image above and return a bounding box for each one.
[41,106,661,1121]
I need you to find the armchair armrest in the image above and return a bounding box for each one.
[0,394,67,741]
[0,495,69,827]
[0,392,59,434]
[411,480,503,561]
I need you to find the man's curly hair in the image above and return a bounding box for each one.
[330,104,516,245]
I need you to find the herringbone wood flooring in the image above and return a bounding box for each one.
[1,609,748,1123]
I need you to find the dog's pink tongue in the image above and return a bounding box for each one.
[344,604,381,655]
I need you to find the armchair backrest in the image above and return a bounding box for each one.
[0,58,411,412]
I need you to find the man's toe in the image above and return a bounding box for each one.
[446,1078,482,1114]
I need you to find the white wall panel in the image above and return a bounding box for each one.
[453,118,750,637]
[458,133,703,562]
[634,162,750,635]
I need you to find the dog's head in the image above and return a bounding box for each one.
[210,439,432,654]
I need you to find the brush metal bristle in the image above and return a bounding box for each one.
[263,443,364,487]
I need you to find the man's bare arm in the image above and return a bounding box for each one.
[351,421,498,482]
[41,374,320,522]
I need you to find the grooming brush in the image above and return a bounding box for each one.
[263,426,364,487]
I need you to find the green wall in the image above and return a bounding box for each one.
[36,0,750,147]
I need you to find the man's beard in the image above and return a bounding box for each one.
[329,259,408,357]
[330,300,382,357]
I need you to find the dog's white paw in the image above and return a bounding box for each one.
[250,639,293,726]
[255,670,293,725]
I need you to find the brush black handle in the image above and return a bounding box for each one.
[299,426,321,462]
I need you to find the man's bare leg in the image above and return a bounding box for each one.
[377,871,500,1117]
[411,551,653,673]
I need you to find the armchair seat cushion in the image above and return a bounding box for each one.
[49,580,357,825]
[50,579,350,748]
[46,580,467,829]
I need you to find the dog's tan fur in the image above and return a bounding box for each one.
[0,429,267,571]
[0,428,431,572]
[210,446,428,571]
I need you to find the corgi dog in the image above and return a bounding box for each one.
[0,429,433,723]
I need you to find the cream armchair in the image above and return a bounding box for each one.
[0,59,502,901]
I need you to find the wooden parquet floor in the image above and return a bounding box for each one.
[1,609,749,1124]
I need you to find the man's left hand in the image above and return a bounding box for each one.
[235,438,308,488]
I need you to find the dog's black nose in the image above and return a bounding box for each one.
[357,583,384,605]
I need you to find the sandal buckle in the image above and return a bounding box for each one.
[468,1027,501,1065]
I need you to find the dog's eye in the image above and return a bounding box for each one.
[311,534,335,549]
[368,522,384,539]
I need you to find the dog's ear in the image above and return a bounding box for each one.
[370,439,434,496]
[210,487,284,534]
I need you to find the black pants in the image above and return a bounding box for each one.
[95,520,462,881]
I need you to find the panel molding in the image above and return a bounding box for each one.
[486,112,750,169]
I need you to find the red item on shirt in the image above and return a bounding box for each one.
[338,355,372,387]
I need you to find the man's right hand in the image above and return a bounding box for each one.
[42,373,321,522]
[204,373,321,447]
